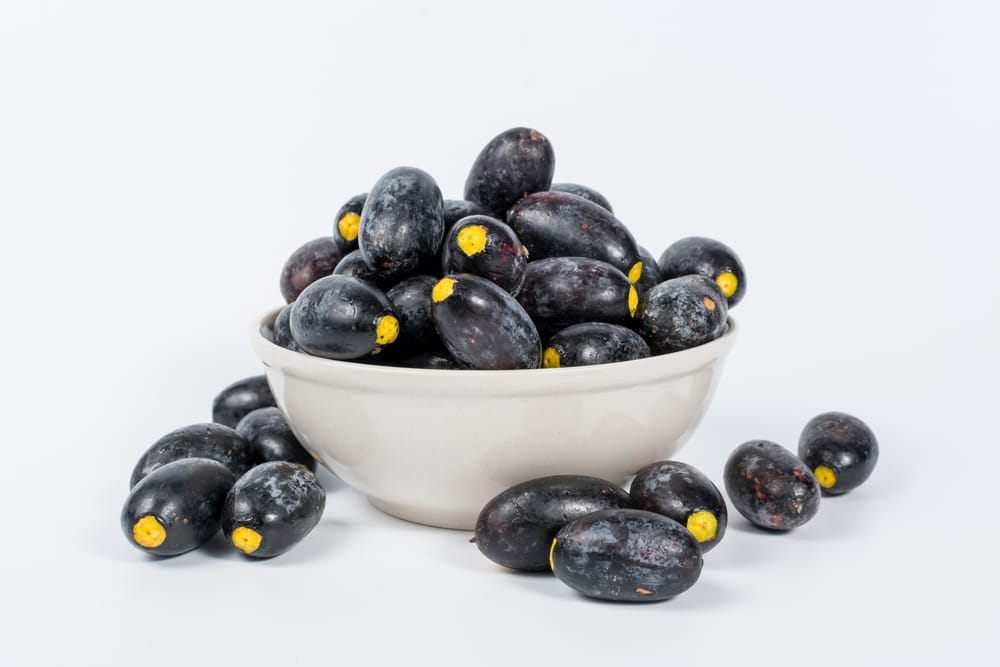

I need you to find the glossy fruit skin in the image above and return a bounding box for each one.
[332,249,390,289]
[508,191,641,278]
[432,273,541,370]
[290,274,398,360]
[130,423,254,488]
[222,461,326,558]
[235,407,316,472]
[122,458,236,556]
[517,257,636,336]
[549,182,613,213]
[658,236,747,307]
[798,412,879,495]
[279,237,345,304]
[544,322,649,367]
[474,475,634,571]
[633,246,663,299]
[441,215,528,295]
[212,375,277,428]
[272,304,302,352]
[629,460,727,553]
[443,199,492,227]
[551,509,703,602]
[724,440,821,530]
[332,192,367,253]
[635,275,728,354]
[358,166,445,283]
[384,274,439,353]
[376,349,460,370]
[464,127,555,219]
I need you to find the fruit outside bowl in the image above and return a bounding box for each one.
[250,310,737,530]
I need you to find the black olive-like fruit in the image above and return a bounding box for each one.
[543,322,649,368]
[635,275,728,354]
[724,440,821,530]
[279,237,344,304]
[474,475,634,571]
[658,236,747,307]
[550,509,703,602]
[235,407,315,471]
[798,411,879,495]
[629,460,728,553]
[290,274,399,359]
[375,348,460,370]
[431,273,541,370]
[223,461,326,558]
[549,182,613,213]
[443,199,492,226]
[332,192,367,253]
[332,248,390,288]
[385,274,439,353]
[130,423,254,488]
[271,304,302,352]
[633,246,663,299]
[464,127,555,219]
[122,458,236,556]
[441,215,527,295]
[212,375,276,428]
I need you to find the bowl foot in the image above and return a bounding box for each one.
[368,497,477,531]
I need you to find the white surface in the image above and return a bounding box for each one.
[1,1,998,664]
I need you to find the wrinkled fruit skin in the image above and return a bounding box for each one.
[235,407,316,472]
[474,475,634,571]
[798,411,879,495]
[543,322,649,368]
[724,440,821,530]
[551,509,703,602]
[332,192,367,253]
[385,275,439,353]
[633,246,663,299]
[464,127,555,219]
[549,182,613,213]
[441,215,527,295]
[443,199,492,226]
[636,275,728,354]
[272,304,302,352]
[658,236,747,308]
[279,236,345,304]
[212,375,277,429]
[122,458,236,556]
[222,461,326,558]
[629,460,728,553]
[130,423,254,488]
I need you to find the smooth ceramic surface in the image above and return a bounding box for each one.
[250,310,737,530]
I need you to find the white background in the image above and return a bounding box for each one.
[1,1,998,664]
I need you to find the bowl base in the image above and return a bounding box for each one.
[368,497,476,531]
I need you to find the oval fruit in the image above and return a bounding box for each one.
[549,182,613,213]
[629,460,728,553]
[332,248,389,288]
[212,375,276,428]
[798,411,879,495]
[271,304,302,352]
[385,274,439,353]
[724,440,821,530]
[130,423,254,488]
[543,322,649,368]
[658,236,747,307]
[550,509,703,602]
[635,275,728,354]
[443,199,492,226]
[474,475,633,571]
[279,237,344,304]
[441,215,527,295]
[464,127,555,219]
[332,192,367,252]
[235,407,316,471]
[633,246,662,299]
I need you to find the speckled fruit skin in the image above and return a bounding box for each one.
[633,246,663,299]
[724,440,821,530]
[443,199,492,226]
[551,509,703,602]
[358,166,445,283]
[279,237,345,304]
[629,460,728,553]
[549,182,613,213]
[658,236,747,308]
[441,215,527,295]
[122,458,236,556]
[385,275,439,353]
[290,274,398,360]
[222,461,326,558]
[235,407,316,472]
[636,275,728,354]
[474,475,634,571]
[332,192,367,252]
[272,304,302,352]
[463,127,555,219]
[507,191,641,277]
[332,249,390,288]
[798,411,879,495]
[130,423,254,488]
[545,322,650,367]
[432,273,541,370]
[212,375,277,428]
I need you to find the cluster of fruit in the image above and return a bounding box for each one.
[473,411,878,602]
[120,376,326,558]
[268,127,746,369]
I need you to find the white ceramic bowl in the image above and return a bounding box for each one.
[250,310,737,530]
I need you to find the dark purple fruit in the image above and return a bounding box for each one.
[549,182,613,213]
[223,461,326,558]
[633,246,662,299]
[798,412,879,495]
[474,475,633,571]
[443,199,492,226]
[272,304,302,352]
[122,458,236,556]
[658,236,747,307]
[290,274,399,360]
[212,375,277,428]
[630,461,727,553]
[464,127,555,219]
[279,237,345,304]
[385,274,439,352]
[635,275,728,354]
[130,423,254,488]
[358,166,445,283]
[441,215,527,295]
[332,249,390,288]
[431,274,541,370]
[550,509,703,602]
[724,440,821,530]
[518,257,638,336]
[543,322,649,368]
[375,348,460,370]
[332,192,367,252]
[235,407,316,472]
[508,191,641,281]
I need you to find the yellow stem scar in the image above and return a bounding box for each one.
[232,526,263,554]
[432,278,456,303]
[375,315,399,345]
[132,515,166,549]
[337,212,361,242]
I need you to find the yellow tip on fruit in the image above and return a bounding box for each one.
[231,526,263,554]
[686,510,718,543]
[376,315,399,345]
[814,465,837,489]
[628,261,643,284]
[549,538,557,571]
[716,271,738,298]
[522,245,530,258]
[542,347,561,368]
[132,515,166,549]
[628,285,639,317]
[456,224,488,257]
[337,212,361,242]
[432,278,456,303]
